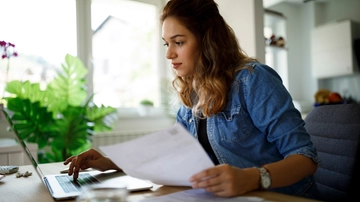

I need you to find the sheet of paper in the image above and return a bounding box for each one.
[137,188,265,202]
[99,123,215,186]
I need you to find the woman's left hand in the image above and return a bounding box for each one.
[189,164,259,197]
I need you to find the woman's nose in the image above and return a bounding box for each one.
[166,46,176,59]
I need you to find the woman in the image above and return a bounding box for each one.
[64,0,320,199]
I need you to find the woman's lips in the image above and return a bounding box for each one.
[172,63,181,69]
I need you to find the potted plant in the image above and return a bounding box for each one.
[3,54,117,163]
[138,99,154,117]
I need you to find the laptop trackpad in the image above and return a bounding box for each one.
[93,171,153,192]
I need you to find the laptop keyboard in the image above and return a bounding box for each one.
[56,173,100,193]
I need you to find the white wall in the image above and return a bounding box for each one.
[322,0,360,25]
[268,2,317,105]
[216,0,265,62]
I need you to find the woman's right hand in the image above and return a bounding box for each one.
[63,148,121,180]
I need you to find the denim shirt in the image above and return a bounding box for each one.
[176,62,320,198]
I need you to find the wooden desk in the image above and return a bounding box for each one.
[0,162,319,202]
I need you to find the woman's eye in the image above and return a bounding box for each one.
[163,41,183,47]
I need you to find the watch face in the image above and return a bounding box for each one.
[262,177,271,188]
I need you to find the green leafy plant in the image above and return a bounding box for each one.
[139,99,154,106]
[4,54,117,163]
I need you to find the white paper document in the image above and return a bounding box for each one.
[137,188,265,202]
[99,123,215,186]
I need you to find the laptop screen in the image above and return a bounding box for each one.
[1,108,46,180]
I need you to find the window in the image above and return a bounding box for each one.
[91,0,162,108]
[0,0,77,98]
[1,0,171,115]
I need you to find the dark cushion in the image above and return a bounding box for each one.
[304,103,360,201]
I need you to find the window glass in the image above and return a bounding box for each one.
[91,0,160,108]
[0,0,77,97]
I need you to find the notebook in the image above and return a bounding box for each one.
[1,108,153,200]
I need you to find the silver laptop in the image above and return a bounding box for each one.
[1,108,153,200]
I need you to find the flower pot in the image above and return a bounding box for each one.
[137,105,153,117]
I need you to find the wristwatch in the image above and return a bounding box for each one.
[257,167,272,190]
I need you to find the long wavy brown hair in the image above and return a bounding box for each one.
[160,0,256,118]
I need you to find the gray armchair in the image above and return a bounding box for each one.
[304,103,360,201]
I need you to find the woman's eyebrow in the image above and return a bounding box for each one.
[162,34,186,41]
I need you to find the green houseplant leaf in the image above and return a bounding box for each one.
[47,54,88,113]
[4,54,117,163]
[6,97,59,149]
[86,104,117,132]
[5,80,53,106]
